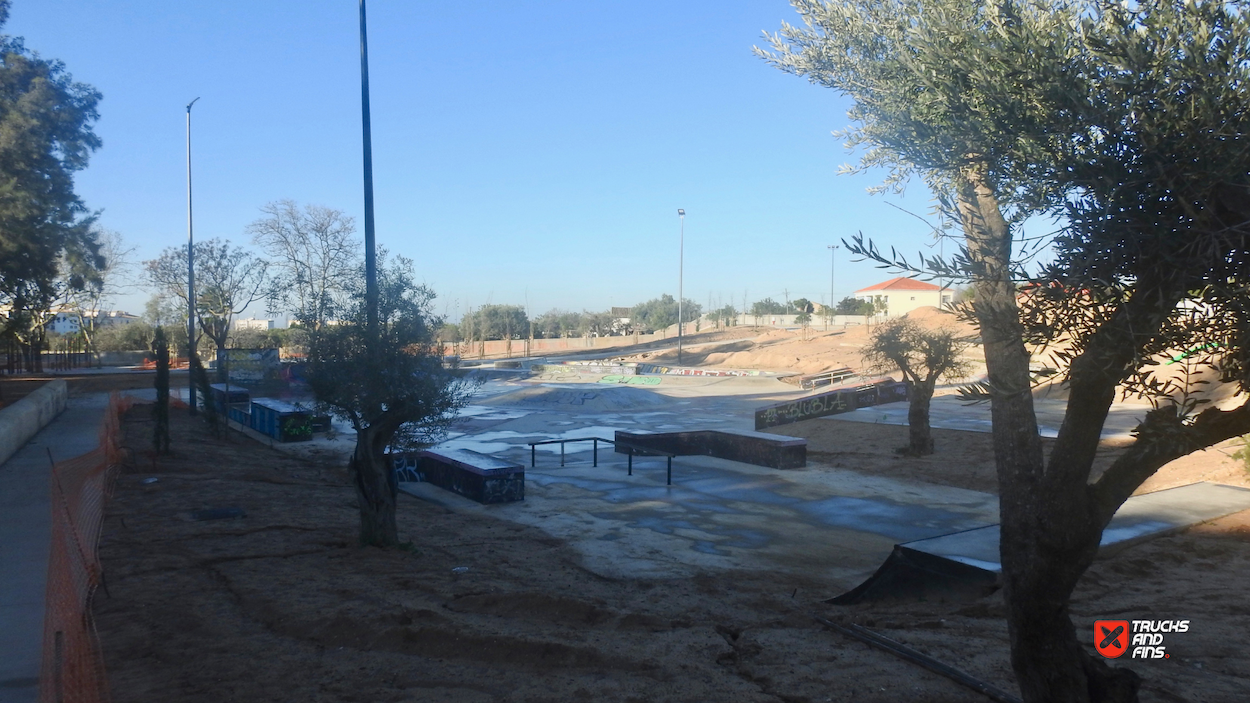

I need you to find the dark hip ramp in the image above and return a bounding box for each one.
[826,545,999,604]
[828,482,1250,604]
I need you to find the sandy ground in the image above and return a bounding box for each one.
[617,308,980,378]
[96,406,1250,703]
[772,419,1250,497]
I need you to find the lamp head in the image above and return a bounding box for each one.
[677,209,685,217]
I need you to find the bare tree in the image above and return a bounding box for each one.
[861,317,973,455]
[145,239,267,371]
[248,200,360,330]
[62,228,137,363]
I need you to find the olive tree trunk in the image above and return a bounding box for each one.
[905,378,936,455]
[349,415,404,547]
[957,171,1140,702]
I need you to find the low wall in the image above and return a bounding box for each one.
[615,429,807,470]
[754,380,910,430]
[0,379,68,465]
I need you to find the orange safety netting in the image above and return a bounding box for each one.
[39,392,134,703]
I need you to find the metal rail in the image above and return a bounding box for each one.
[525,437,677,485]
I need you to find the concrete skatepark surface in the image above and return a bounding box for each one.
[397,372,1247,598]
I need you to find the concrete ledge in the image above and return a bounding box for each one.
[0,380,68,466]
[392,448,525,504]
[755,380,909,430]
[615,429,807,469]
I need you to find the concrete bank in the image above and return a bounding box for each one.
[0,380,67,467]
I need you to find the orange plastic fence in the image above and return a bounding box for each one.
[138,357,188,370]
[40,392,134,703]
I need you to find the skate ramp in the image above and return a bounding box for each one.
[830,482,1250,604]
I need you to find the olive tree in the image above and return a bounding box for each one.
[305,253,475,546]
[862,317,972,455]
[759,2,1250,701]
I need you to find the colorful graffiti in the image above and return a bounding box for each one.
[217,348,280,385]
[635,363,762,377]
[532,363,635,376]
[598,374,662,386]
[754,381,910,430]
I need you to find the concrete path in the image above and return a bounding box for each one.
[0,392,110,703]
[904,482,1250,573]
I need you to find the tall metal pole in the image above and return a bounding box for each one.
[827,244,839,330]
[186,97,200,415]
[359,0,378,342]
[677,209,685,365]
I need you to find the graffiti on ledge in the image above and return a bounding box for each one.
[755,381,909,430]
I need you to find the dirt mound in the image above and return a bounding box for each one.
[903,305,953,321]
[481,384,671,411]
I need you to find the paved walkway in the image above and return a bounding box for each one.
[0,392,110,703]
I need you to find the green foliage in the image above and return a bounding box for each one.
[530,309,617,338]
[93,322,154,352]
[305,253,475,450]
[862,318,973,386]
[461,304,528,341]
[152,326,170,453]
[795,311,812,326]
[630,295,701,333]
[706,304,738,327]
[189,351,219,437]
[761,1,1250,698]
[0,3,103,338]
[792,298,813,314]
[835,296,874,316]
[749,298,788,316]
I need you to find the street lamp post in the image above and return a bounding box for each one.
[827,244,839,330]
[359,0,379,344]
[186,97,200,415]
[677,209,685,365]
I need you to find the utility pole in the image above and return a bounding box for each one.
[677,209,685,364]
[185,97,200,415]
[359,0,378,344]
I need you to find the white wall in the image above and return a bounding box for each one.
[856,289,943,317]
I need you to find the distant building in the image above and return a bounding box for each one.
[854,277,950,317]
[610,307,633,335]
[233,318,275,331]
[46,308,140,335]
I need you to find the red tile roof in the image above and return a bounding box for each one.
[855,277,942,293]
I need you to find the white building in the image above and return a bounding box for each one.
[233,318,275,331]
[854,277,951,317]
[46,309,140,335]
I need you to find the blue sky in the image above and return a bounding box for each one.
[10,0,956,322]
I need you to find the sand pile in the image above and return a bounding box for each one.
[621,308,980,376]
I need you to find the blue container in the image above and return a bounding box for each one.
[248,398,312,442]
[208,383,249,414]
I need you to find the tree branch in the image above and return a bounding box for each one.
[1091,399,1250,525]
